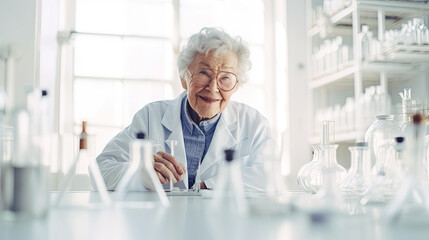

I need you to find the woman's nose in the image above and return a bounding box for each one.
[205,77,219,93]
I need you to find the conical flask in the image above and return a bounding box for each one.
[297,145,321,193]
[385,113,429,226]
[212,149,247,215]
[115,132,169,207]
[56,121,111,208]
[339,142,371,197]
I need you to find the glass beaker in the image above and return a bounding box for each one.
[340,142,371,196]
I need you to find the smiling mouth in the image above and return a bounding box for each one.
[199,96,219,103]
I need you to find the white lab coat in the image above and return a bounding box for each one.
[96,91,272,191]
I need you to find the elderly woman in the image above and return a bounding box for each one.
[96,27,271,191]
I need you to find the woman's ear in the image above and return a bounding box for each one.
[181,78,188,90]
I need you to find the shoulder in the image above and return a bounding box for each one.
[228,101,268,122]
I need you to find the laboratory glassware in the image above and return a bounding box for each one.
[212,149,247,215]
[362,115,402,204]
[339,142,371,196]
[297,145,321,193]
[115,132,169,207]
[385,113,429,225]
[56,121,111,208]
[5,90,50,218]
[397,89,418,132]
[300,121,346,193]
[365,115,402,172]
[264,132,289,203]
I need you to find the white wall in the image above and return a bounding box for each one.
[285,0,310,189]
[0,0,38,109]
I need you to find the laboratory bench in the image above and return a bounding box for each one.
[0,191,428,240]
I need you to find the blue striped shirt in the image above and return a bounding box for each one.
[180,96,220,188]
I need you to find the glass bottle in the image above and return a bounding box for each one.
[56,121,111,207]
[362,115,402,204]
[385,113,429,225]
[212,149,247,215]
[300,121,347,193]
[340,142,371,197]
[359,25,371,61]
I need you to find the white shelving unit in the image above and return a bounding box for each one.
[307,0,429,146]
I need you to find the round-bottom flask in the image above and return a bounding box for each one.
[305,144,347,194]
[297,145,321,193]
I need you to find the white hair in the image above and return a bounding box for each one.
[177,27,252,85]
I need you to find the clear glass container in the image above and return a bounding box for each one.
[298,121,347,193]
[212,149,247,215]
[362,115,403,204]
[385,113,429,225]
[340,142,371,196]
[297,145,321,193]
[365,115,402,171]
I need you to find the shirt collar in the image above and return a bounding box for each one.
[181,95,221,134]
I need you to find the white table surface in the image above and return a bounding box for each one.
[1,191,429,240]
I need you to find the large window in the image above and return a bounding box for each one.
[60,0,287,174]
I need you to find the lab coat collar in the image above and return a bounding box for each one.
[161,91,188,188]
[199,101,238,176]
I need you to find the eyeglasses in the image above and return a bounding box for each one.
[188,68,238,92]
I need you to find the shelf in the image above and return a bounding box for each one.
[310,65,356,89]
[308,0,429,38]
[309,61,420,89]
[310,131,359,144]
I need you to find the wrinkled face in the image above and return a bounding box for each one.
[181,50,238,123]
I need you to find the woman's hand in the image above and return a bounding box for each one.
[153,151,186,184]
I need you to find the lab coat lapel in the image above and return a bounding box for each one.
[199,105,237,176]
[161,92,188,188]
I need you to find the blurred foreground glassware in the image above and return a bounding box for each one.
[264,131,289,203]
[115,132,169,207]
[385,113,429,225]
[3,90,49,218]
[298,121,346,193]
[362,115,402,204]
[212,149,247,215]
[56,121,111,208]
[340,142,371,197]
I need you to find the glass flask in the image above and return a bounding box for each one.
[365,115,402,172]
[340,142,371,196]
[297,145,321,193]
[115,132,169,207]
[212,149,247,215]
[362,115,402,204]
[56,121,111,208]
[299,121,346,193]
[385,113,429,225]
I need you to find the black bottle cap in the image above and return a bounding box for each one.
[356,142,368,147]
[41,89,48,96]
[395,137,405,143]
[224,149,235,162]
[136,132,146,139]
